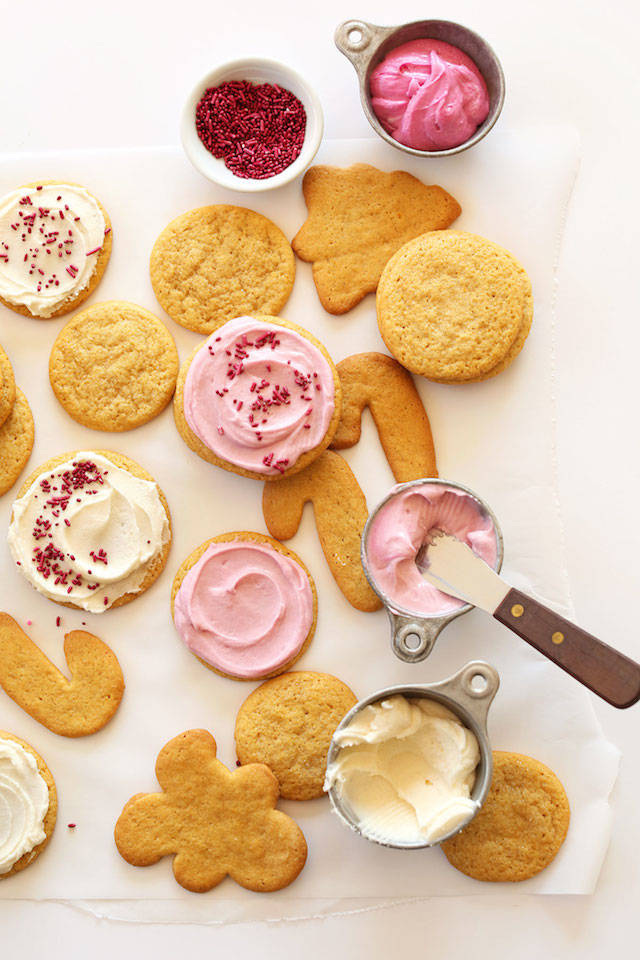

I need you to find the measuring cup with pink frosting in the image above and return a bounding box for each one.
[362,478,503,662]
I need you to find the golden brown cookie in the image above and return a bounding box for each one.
[235,671,358,800]
[331,352,437,481]
[0,388,34,497]
[174,315,342,481]
[262,449,381,612]
[0,731,57,880]
[0,180,112,319]
[11,450,171,611]
[0,344,16,429]
[114,728,307,892]
[0,613,124,736]
[441,751,570,882]
[292,163,461,314]
[49,301,179,431]
[150,205,295,334]
[377,231,533,382]
[170,532,317,681]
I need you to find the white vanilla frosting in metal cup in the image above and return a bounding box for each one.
[325,694,480,846]
[0,738,49,875]
[0,184,107,317]
[9,453,170,612]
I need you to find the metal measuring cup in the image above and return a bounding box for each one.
[325,660,499,849]
[334,18,505,158]
[361,478,504,663]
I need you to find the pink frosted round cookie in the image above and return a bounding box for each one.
[174,315,342,481]
[170,532,317,681]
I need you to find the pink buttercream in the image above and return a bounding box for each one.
[173,539,314,678]
[369,39,490,151]
[183,316,336,475]
[365,484,498,615]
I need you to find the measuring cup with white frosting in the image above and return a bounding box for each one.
[325,660,499,848]
[361,478,503,663]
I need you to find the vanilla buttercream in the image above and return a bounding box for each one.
[0,738,49,875]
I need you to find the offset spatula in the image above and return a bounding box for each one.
[417,533,640,709]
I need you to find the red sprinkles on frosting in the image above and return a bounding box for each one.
[211,329,322,474]
[195,80,306,180]
[27,460,108,598]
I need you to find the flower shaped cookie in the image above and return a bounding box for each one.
[114,729,307,893]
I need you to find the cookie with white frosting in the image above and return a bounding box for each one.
[0,181,112,319]
[9,450,171,612]
[0,731,57,880]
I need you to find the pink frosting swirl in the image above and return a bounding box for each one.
[366,484,498,615]
[173,539,314,678]
[183,316,336,475]
[369,39,490,151]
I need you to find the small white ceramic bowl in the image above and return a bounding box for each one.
[181,58,324,193]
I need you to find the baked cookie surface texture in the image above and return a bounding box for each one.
[49,301,179,431]
[292,163,461,314]
[377,231,533,381]
[150,205,295,334]
[0,731,57,879]
[0,181,112,319]
[0,613,124,737]
[0,344,17,429]
[114,729,307,892]
[0,388,34,497]
[235,671,358,800]
[441,750,570,882]
[175,315,341,480]
[9,450,171,612]
[171,532,317,681]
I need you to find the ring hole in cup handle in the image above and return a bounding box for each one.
[390,615,447,663]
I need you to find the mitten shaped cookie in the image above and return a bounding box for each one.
[114,729,307,893]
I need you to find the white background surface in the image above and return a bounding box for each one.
[1,0,639,955]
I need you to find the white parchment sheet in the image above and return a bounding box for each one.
[0,131,619,921]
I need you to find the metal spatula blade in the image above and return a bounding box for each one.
[417,533,640,709]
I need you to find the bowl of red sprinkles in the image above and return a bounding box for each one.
[181,58,324,191]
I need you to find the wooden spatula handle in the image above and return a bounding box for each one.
[494,588,640,708]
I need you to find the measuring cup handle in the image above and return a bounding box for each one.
[334,20,394,67]
[495,588,640,709]
[428,661,500,729]
[389,613,445,662]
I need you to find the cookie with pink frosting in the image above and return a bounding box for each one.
[174,315,342,480]
[170,532,317,681]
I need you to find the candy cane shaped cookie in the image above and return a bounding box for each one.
[331,353,437,482]
[0,613,124,737]
[262,450,381,612]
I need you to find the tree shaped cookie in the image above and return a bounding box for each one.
[114,729,307,893]
[292,163,461,314]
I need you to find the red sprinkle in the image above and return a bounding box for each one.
[68,823,76,828]
[195,80,306,180]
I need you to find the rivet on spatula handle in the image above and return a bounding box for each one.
[494,588,640,709]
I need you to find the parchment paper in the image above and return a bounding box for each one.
[0,130,619,921]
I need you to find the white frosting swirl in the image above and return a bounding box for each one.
[9,453,170,612]
[325,696,479,845]
[0,184,106,317]
[0,738,49,875]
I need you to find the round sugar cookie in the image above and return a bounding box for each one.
[0,180,112,319]
[234,671,358,800]
[376,231,532,382]
[441,751,570,882]
[171,532,317,682]
[173,315,342,481]
[0,344,16,429]
[0,731,57,880]
[150,205,295,334]
[0,388,34,497]
[49,301,179,431]
[12,449,172,611]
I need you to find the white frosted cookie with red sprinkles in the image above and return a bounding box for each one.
[174,315,342,481]
[0,181,112,319]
